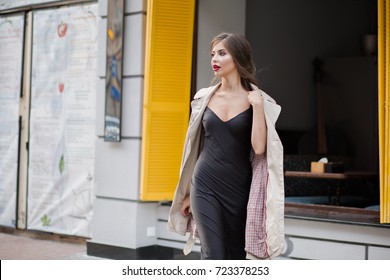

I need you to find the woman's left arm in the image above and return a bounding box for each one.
[248,90,267,155]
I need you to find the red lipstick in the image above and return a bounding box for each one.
[213,64,221,71]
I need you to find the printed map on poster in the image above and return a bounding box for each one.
[0,14,24,227]
[28,4,98,237]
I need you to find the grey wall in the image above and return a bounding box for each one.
[246,0,374,131]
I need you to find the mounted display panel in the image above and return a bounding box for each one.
[104,0,124,142]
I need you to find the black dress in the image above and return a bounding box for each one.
[190,106,253,259]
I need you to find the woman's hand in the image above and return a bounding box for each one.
[248,90,267,155]
[181,195,191,217]
[248,90,264,107]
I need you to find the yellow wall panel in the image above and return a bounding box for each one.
[141,0,195,201]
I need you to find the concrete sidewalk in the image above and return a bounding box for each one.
[0,228,104,260]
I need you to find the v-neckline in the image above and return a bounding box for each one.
[206,106,251,123]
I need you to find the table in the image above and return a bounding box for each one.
[284,171,378,205]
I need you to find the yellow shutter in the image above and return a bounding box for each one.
[378,0,390,223]
[140,0,195,201]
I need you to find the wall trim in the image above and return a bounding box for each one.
[285,234,390,249]
[87,242,200,260]
[94,196,158,203]
[97,136,142,140]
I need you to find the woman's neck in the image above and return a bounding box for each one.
[220,75,243,93]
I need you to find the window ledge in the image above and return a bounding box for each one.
[285,203,389,228]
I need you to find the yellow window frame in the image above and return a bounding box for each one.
[378,0,390,223]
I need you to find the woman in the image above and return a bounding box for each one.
[168,33,284,260]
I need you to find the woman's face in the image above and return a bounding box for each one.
[211,41,237,78]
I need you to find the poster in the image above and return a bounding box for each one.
[28,4,98,237]
[104,0,124,142]
[0,14,24,227]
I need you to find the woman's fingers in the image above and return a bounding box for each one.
[181,195,191,216]
[248,90,264,105]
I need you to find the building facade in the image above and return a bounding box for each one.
[0,0,389,259]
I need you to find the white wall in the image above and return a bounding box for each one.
[196,0,246,91]
[156,204,390,260]
[91,0,247,251]
[283,218,390,260]
[90,0,158,249]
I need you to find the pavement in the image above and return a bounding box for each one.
[0,227,104,260]
[0,227,287,261]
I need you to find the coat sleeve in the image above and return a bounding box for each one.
[245,96,285,260]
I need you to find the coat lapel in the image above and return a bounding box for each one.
[186,84,220,154]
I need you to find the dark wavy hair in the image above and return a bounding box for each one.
[210,32,258,91]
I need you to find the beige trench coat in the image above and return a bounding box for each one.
[167,83,285,259]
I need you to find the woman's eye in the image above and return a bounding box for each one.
[219,51,225,56]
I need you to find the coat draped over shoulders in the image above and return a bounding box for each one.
[168,83,285,259]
